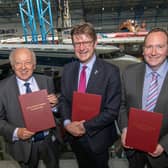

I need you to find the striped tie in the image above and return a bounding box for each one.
[145,72,159,112]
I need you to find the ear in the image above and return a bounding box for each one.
[11,65,15,71]
[94,40,98,47]
[33,64,36,70]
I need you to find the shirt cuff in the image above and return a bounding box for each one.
[13,128,19,141]
[63,119,71,127]
[52,106,58,113]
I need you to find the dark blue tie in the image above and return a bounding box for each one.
[24,82,32,93]
[24,82,45,141]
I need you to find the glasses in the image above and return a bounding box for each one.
[73,40,93,48]
[14,61,34,69]
[144,44,167,52]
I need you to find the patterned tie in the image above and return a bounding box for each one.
[145,72,159,112]
[24,82,32,93]
[24,82,45,141]
[78,65,87,93]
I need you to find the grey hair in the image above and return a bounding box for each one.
[9,48,36,66]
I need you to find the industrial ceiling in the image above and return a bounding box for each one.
[0,0,167,17]
[0,0,167,31]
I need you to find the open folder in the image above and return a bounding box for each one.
[126,107,163,152]
[19,89,56,132]
[72,91,102,121]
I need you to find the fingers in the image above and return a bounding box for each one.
[121,128,133,149]
[148,144,164,157]
[17,128,35,140]
[47,94,58,107]
[65,121,86,137]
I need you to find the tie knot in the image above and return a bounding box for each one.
[152,72,158,80]
[82,65,87,70]
[24,82,30,87]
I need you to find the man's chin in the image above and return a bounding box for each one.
[18,76,31,81]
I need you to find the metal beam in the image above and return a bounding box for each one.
[19,0,38,43]
[36,0,55,44]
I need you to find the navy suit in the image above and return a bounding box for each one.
[60,58,121,168]
[0,74,61,168]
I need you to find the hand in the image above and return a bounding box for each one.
[65,120,86,137]
[47,94,58,107]
[78,121,86,133]
[17,128,35,140]
[121,128,133,149]
[148,144,164,157]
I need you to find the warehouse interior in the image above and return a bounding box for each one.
[0,0,167,168]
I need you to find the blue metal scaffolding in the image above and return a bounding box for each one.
[19,0,55,44]
[36,0,55,44]
[19,0,38,43]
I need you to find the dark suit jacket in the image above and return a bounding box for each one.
[118,62,168,167]
[60,57,121,154]
[0,74,60,162]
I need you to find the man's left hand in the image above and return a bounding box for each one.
[148,144,164,157]
[47,94,58,107]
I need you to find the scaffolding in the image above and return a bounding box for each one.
[19,0,38,43]
[55,0,71,28]
[63,0,71,28]
[19,0,55,44]
[36,0,55,44]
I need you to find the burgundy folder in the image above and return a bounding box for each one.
[19,89,56,132]
[72,91,102,121]
[126,107,163,152]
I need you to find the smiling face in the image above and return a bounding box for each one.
[10,48,36,81]
[143,31,168,71]
[71,22,98,64]
[73,34,97,63]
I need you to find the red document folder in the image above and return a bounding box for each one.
[126,107,163,152]
[72,91,102,121]
[19,89,56,132]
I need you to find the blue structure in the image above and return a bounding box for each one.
[36,0,55,44]
[19,0,38,43]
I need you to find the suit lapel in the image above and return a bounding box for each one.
[73,62,80,91]
[136,64,146,108]
[34,75,44,90]
[12,75,21,96]
[86,59,100,92]
[155,71,168,113]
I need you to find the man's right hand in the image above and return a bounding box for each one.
[121,128,133,149]
[65,120,85,137]
[17,128,35,140]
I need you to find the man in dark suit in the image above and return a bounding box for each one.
[60,22,121,168]
[0,48,61,168]
[119,28,168,168]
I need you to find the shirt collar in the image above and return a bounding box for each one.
[16,76,34,87]
[79,54,96,71]
[145,59,168,78]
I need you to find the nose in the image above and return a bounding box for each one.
[151,46,157,55]
[79,43,85,49]
[21,63,26,69]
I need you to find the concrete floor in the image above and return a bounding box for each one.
[0,158,129,168]
[38,158,129,168]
